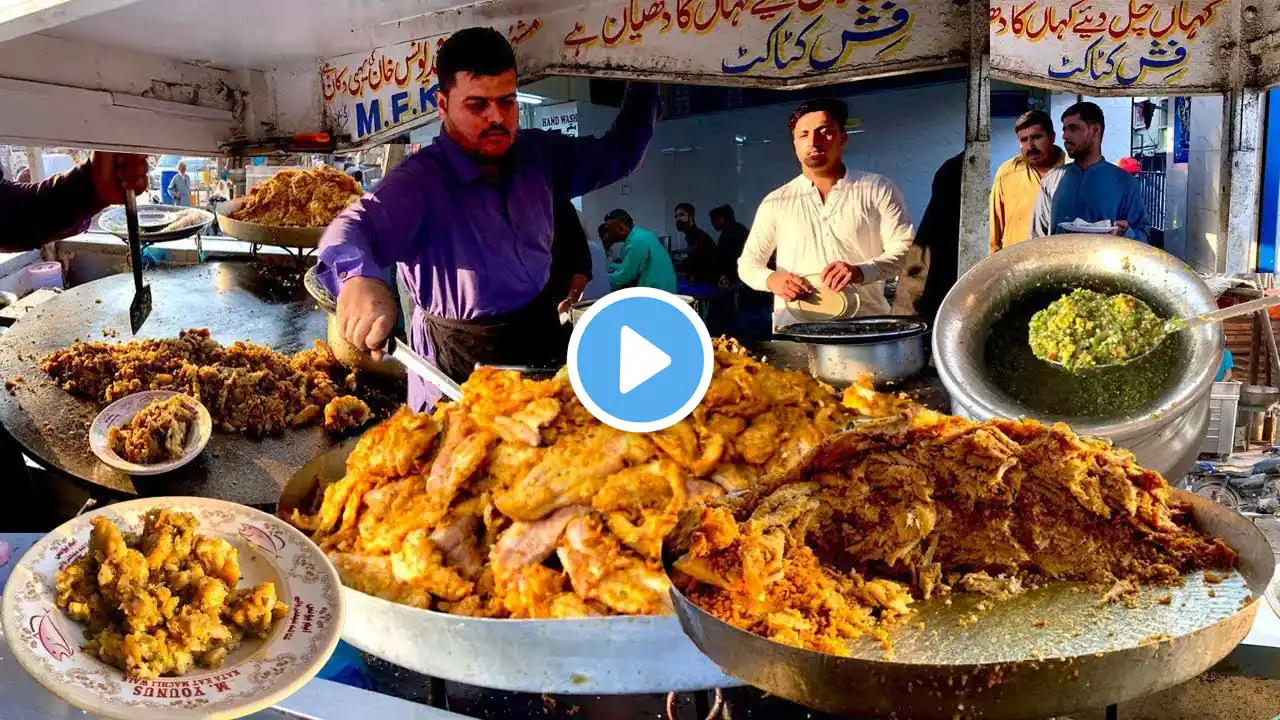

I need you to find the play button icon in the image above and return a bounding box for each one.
[568,287,713,432]
[619,326,671,394]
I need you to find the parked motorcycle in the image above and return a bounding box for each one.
[1185,457,1280,514]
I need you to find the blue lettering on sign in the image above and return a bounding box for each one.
[419,84,439,113]
[356,99,382,139]
[390,91,411,125]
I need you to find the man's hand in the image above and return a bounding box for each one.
[820,261,863,293]
[765,271,814,301]
[1110,219,1130,236]
[88,152,148,205]
[337,276,397,359]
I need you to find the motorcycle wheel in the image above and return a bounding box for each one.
[1193,480,1242,510]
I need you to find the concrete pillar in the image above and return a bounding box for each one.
[1220,88,1264,273]
[956,1,991,277]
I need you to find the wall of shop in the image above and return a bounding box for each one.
[1185,95,1225,273]
[577,82,967,248]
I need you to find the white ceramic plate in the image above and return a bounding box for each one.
[89,391,213,476]
[1058,221,1114,233]
[1,497,344,720]
[785,273,861,322]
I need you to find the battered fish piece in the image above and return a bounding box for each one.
[290,339,882,619]
[54,510,287,680]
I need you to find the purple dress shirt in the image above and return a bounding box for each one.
[0,165,100,250]
[317,83,661,411]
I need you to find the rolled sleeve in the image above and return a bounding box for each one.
[543,82,660,199]
[0,164,102,250]
[315,160,429,296]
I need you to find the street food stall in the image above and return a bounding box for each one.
[2,1,1280,719]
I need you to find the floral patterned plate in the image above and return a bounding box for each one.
[1,497,344,720]
[89,390,213,476]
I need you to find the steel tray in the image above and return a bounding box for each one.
[279,440,740,695]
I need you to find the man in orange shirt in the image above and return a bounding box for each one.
[989,109,1064,253]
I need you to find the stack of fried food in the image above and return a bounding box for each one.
[289,340,861,618]
[55,509,288,679]
[668,404,1238,656]
[229,165,363,227]
[43,328,369,436]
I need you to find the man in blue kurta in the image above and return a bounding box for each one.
[316,27,660,411]
[1028,102,1148,243]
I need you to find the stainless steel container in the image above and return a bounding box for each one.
[1241,384,1280,407]
[775,318,929,387]
[934,235,1220,481]
[569,294,696,325]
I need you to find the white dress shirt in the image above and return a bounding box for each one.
[738,169,915,327]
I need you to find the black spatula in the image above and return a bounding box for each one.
[123,190,152,334]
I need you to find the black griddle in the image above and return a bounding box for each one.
[0,262,403,505]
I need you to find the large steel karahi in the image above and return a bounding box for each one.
[662,400,1274,718]
[934,234,1221,481]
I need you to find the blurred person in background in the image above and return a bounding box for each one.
[709,204,749,288]
[675,202,718,287]
[912,151,964,323]
[990,109,1063,253]
[168,161,191,206]
[604,208,677,293]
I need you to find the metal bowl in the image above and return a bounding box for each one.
[216,198,325,248]
[775,317,929,387]
[934,235,1219,480]
[569,294,696,325]
[303,266,405,380]
[1241,384,1280,407]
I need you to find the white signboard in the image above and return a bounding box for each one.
[531,102,578,136]
[319,1,969,147]
[990,0,1233,93]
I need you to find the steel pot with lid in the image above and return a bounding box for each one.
[934,234,1219,481]
[775,317,930,387]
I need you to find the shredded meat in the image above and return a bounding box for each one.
[229,165,363,228]
[108,395,196,464]
[669,405,1238,656]
[42,328,364,437]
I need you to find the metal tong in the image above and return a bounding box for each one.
[381,337,463,401]
[123,190,152,333]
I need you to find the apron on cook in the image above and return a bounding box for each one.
[424,281,569,383]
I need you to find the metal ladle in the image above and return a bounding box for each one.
[1045,293,1280,371]
[379,336,463,401]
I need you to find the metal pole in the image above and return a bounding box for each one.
[1221,87,1265,273]
[956,0,991,277]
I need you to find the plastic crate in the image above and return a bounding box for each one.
[1201,381,1241,456]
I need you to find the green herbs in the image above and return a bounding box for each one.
[1028,289,1168,372]
[986,288,1176,419]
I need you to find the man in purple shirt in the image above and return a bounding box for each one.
[317,27,661,411]
[1,153,149,250]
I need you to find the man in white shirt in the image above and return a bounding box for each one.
[738,98,915,327]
